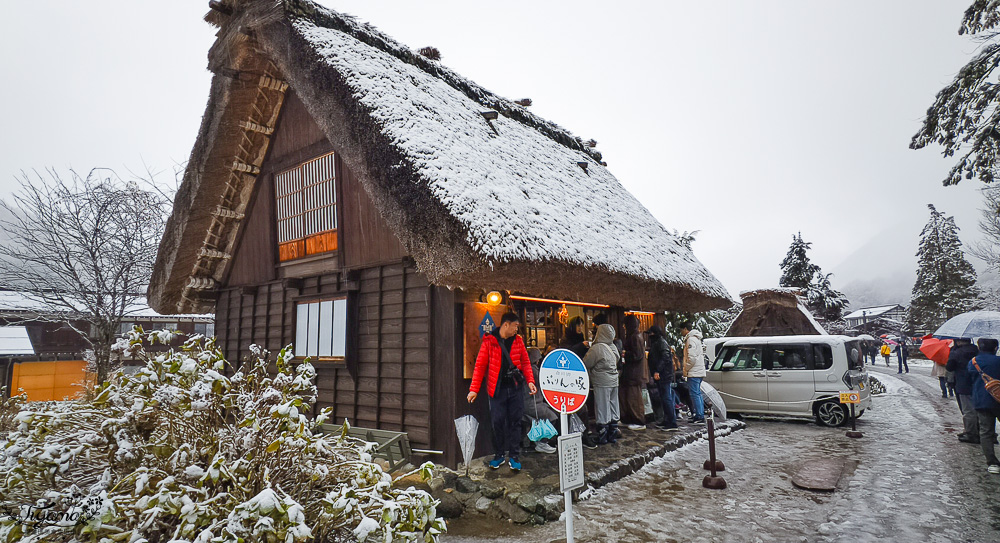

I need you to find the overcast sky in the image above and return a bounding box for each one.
[0,1,987,305]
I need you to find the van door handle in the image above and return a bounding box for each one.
[769,372,782,377]
[752,371,766,378]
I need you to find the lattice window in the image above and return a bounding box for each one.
[294,298,347,360]
[275,152,338,261]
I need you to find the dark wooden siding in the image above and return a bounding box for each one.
[227,174,277,286]
[214,261,435,448]
[340,163,406,268]
[268,91,327,167]
[216,87,447,456]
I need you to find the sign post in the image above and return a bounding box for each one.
[839,391,862,438]
[538,349,590,543]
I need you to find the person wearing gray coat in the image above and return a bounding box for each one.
[583,323,620,444]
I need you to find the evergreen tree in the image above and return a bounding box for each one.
[807,272,849,322]
[912,2,1000,185]
[907,204,981,333]
[779,232,820,289]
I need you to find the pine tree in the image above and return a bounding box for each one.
[807,272,849,322]
[907,204,981,333]
[912,2,1000,185]
[779,233,820,289]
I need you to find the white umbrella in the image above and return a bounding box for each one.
[454,415,479,476]
[701,381,727,419]
[934,311,1000,339]
[857,334,876,341]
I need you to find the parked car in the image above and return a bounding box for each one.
[704,335,870,427]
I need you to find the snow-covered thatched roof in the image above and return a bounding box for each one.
[148,0,732,314]
[726,288,826,336]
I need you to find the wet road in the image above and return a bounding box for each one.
[443,362,1000,542]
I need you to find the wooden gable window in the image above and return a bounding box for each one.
[275,152,338,262]
[294,297,347,361]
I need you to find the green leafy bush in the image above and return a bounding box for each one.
[0,330,445,542]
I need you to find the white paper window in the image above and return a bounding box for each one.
[294,298,347,359]
[275,152,337,244]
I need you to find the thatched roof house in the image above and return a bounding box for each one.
[726,288,826,336]
[148,0,729,315]
[146,0,731,466]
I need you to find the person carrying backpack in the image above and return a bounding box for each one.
[880,342,891,366]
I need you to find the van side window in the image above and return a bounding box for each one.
[813,344,833,370]
[769,345,812,370]
[715,345,764,370]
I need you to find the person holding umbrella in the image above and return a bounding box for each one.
[967,338,1000,473]
[947,338,980,443]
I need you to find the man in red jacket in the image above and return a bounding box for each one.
[468,312,537,471]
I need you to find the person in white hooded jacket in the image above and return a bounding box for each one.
[681,321,706,424]
[583,323,620,444]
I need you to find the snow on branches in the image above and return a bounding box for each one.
[779,233,848,322]
[0,330,445,543]
[908,204,981,333]
[912,1,1000,185]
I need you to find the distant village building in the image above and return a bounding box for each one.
[844,305,906,329]
[0,290,212,402]
[725,288,827,337]
[148,0,730,466]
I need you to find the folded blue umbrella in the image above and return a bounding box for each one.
[528,419,547,442]
[539,419,558,440]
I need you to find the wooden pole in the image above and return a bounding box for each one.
[702,410,727,489]
[561,408,574,543]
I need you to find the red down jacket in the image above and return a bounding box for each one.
[470,333,535,397]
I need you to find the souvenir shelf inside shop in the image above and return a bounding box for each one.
[511,296,608,351]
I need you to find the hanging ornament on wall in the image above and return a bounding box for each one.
[558,304,569,326]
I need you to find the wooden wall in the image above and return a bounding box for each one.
[215,261,439,449]
[268,91,327,166]
[340,164,406,268]
[216,86,462,462]
[225,86,406,286]
[227,173,278,286]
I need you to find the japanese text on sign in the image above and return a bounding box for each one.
[558,433,585,493]
[539,349,590,414]
[839,391,860,404]
[539,371,588,394]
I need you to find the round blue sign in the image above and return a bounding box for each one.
[538,348,590,413]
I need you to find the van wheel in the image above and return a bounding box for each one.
[815,400,847,427]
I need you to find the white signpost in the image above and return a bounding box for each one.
[538,349,590,543]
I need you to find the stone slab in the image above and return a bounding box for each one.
[791,457,848,491]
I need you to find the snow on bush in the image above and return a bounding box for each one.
[0,330,446,542]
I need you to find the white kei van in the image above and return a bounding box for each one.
[704,335,871,427]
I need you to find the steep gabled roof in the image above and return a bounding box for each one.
[149,0,732,313]
[727,288,827,336]
[843,305,905,320]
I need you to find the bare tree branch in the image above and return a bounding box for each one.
[0,168,173,384]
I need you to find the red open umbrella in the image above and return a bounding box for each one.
[919,336,952,365]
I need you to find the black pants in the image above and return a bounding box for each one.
[490,380,524,460]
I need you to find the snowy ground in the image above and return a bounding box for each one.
[443,363,1000,542]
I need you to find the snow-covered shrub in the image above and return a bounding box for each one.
[0,330,445,542]
[0,386,26,432]
[868,375,886,395]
